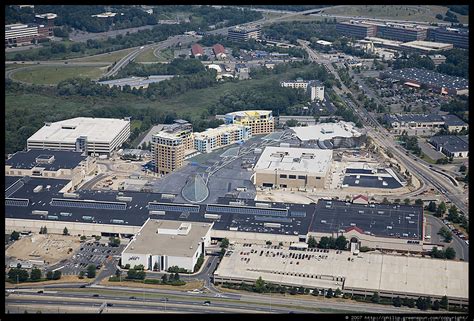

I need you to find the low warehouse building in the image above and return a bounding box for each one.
[121,219,212,272]
[253,147,333,189]
[214,243,468,305]
[5,149,96,189]
[429,135,469,158]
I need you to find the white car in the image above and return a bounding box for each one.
[465,240,469,245]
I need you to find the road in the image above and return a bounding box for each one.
[425,215,469,261]
[6,286,439,314]
[298,41,468,217]
[103,34,199,78]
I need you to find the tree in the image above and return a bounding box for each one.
[438,201,447,214]
[124,264,130,270]
[371,292,380,303]
[307,236,317,248]
[414,199,423,206]
[255,276,266,293]
[335,236,347,250]
[444,247,456,260]
[326,288,334,298]
[318,236,331,249]
[30,268,42,281]
[10,231,20,241]
[427,201,437,212]
[52,270,62,280]
[8,268,29,283]
[382,197,390,205]
[407,298,415,308]
[79,271,85,279]
[109,237,120,247]
[403,198,411,205]
[335,288,342,297]
[95,235,101,241]
[87,264,96,278]
[432,300,440,310]
[285,119,299,127]
[220,238,229,249]
[80,235,87,241]
[393,296,402,307]
[46,271,53,280]
[266,240,272,245]
[63,227,69,235]
[161,274,168,284]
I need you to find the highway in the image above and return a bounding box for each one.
[6,286,437,314]
[298,41,468,217]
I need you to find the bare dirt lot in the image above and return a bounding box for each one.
[6,234,81,265]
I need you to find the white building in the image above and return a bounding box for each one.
[27,117,131,155]
[193,124,251,153]
[291,121,362,142]
[253,146,333,189]
[280,78,324,102]
[121,219,213,272]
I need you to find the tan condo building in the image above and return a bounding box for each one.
[151,120,193,175]
[224,110,274,135]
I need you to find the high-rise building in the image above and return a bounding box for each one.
[193,124,251,153]
[151,120,193,175]
[224,110,274,135]
[428,27,469,49]
[336,21,377,39]
[280,79,324,102]
[228,26,261,41]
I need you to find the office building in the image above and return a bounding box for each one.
[383,114,444,131]
[193,124,251,153]
[253,146,333,189]
[228,26,261,41]
[429,135,469,158]
[27,117,131,155]
[5,23,40,47]
[376,23,427,42]
[121,219,212,272]
[35,13,56,37]
[224,110,274,135]
[280,79,325,102]
[428,27,469,49]
[151,120,193,175]
[336,21,377,39]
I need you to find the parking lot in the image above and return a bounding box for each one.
[54,241,125,276]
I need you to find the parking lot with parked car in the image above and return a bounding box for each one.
[51,241,125,276]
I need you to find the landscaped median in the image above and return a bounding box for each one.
[100,278,204,291]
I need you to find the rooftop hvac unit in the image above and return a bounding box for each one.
[264,222,281,228]
[63,192,79,198]
[229,226,238,231]
[149,210,165,216]
[32,210,48,215]
[116,196,132,202]
[255,202,271,208]
[33,185,43,193]
[204,214,221,220]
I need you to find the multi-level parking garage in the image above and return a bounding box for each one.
[6,175,426,252]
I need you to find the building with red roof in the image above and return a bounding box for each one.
[191,43,204,57]
[212,43,226,59]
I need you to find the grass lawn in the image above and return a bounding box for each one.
[69,47,136,63]
[324,5,468,24]
[135,47,161,63]
[420,153,437,164]
[11,65,109,85]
